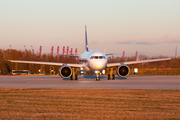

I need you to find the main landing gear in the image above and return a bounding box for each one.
[107,67,115,80]
[70,68,78,80]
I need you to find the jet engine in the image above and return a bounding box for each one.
[59,65,72,78]
[116,65,130,77]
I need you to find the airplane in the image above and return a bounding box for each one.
[3,25,171,81]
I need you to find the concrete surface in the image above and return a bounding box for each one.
[0,75,180,90]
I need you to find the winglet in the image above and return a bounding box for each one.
[85,25,89,51]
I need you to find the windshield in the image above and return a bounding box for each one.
[90,56,106,59]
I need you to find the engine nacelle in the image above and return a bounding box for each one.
[116,65,130,77]
[59,65,72,78]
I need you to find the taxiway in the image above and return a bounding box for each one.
[0,75,180,90]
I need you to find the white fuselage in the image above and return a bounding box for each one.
[80,50,107,71]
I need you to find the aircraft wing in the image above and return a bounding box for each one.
[107,58,171,67]
[6,60,83,68]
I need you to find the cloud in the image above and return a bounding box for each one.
[90,40,113,44]
[115,36,180,45]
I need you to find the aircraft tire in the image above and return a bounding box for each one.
[70,75,73,80]
[75,74,78,80]
[96,77,100,81]
[112,74,115,80]
[107,74,110,80]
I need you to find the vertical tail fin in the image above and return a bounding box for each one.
[31,45,34,57]
[57,46,59,60]
[62,46,65,55]
[85,25,89,51]
[51,46,54,57]
[9,45,12,51]
[39,46,42,59]
[69,48,73,55]
[75,48,78,56]
[24,45,27,52]
[135,51,140,61]
[67,46,69,55]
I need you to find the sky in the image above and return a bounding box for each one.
[0,0,180,57]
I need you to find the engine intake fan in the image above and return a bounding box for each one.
[59,65,72,78]
[116,65,130,77]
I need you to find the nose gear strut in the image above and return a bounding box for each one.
[95,71,100,81]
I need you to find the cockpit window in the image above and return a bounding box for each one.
[94,56,98,59]
[90,56,94,59]
[99,56,104,59]
[90,56,106,59]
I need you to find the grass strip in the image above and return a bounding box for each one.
[0,88,180,120]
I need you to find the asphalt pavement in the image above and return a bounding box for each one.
[0,75,180,90]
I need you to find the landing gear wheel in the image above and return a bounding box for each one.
[75,74,78,80]
[96,77,100,81]
[107,74,110,80]
[112,74,115,80]
[70,75,73,80]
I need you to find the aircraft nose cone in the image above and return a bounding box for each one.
[90,60,106,71]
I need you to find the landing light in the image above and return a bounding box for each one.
[134,68,138,75]
[134,68,138,73]
[102,70,105,75]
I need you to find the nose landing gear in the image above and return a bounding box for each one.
[95,71,100,81]
[95,76,100,81]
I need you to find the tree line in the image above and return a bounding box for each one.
[0,49,180,75]
[0,49,77,74]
